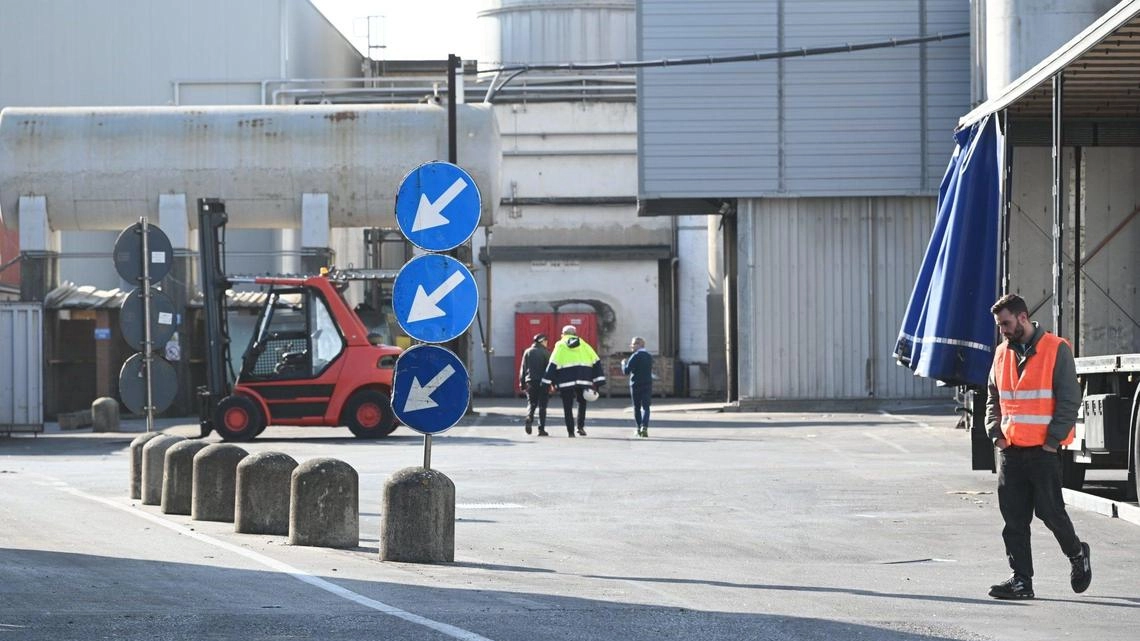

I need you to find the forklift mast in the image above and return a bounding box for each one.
[196,198,233,431]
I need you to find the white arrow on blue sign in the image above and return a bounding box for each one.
[393,253,478,343]
[395,161,482,252]
[392,344,470,434]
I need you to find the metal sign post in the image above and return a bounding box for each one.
[380,127,478,564]
[114,220,178,423]
[140,217,154,433]
[391,161,481,470]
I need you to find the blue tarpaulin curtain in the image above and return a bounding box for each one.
[894,114,1001,387]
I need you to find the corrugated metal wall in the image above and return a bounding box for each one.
[637,0,969,199]
[1,303,43,431]
[737,197,945,400]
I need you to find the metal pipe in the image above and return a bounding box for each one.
[1001,110,1012,296]
[1052,73,1064,336]
[449,54,458,168]
[499,196,636,206]
[481,31,969,101]
[1074,145,1082,355]
[503,150,633,158]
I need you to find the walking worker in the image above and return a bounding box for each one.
[622,336,653,437]
[541,324,605,437]
[985,293,1091,600]
[518,333,551,436]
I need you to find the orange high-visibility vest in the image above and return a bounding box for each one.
[992,332,1075,447]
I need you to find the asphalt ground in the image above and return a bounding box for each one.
[1,398,1138,640]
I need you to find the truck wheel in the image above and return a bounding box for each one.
[214,395,264,442]
[344,390,396,438]
[1060,450,1086,490]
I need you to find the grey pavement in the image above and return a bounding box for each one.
[1,398,1138,640]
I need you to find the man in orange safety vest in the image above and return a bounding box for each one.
[985,293,1091,600]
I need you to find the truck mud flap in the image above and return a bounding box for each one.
[964,386,996,472]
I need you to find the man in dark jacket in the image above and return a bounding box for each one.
[985,293,1090,600]
[622,336,653,437]
[518,333,551,436]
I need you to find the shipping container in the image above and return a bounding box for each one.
[1,302,43,434]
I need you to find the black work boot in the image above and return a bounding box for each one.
[576,428,587,436]
[567,427,575,437]
[988,574,1034,600]
[537,427,549,436]
[524,417,532,435]
[1070,542,1092,593]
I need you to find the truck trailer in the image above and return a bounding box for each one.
[896,8,1140,502]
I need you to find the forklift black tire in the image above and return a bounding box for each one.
[214,395,264,442]
[344,390,396,439]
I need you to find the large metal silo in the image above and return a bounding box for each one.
[978,0,1118,100]
[476,0,635,65]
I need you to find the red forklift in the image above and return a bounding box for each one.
[196,198,403,441]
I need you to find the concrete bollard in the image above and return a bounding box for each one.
[191,443,249,522]
[129,432,164,499]
[161,440,211,515]
[141,434,186,505]
[288,458,358,549]
[91,397,120,433]
[235,451,298,535]
[380,466,455,563]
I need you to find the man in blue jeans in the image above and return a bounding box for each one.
[622,336,653,438]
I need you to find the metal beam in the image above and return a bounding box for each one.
[1052,73,1065,336]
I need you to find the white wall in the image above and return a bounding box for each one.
[467,99,679,395]
[676,214,710,391]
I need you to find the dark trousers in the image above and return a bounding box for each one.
[631,386,652,427]
[559,387,587,431]
[997,446,1082,578]
[524,382,548,428]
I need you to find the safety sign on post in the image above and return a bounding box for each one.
[395,160,481,252]
[113,219,179,431]
[391,344,470,434]
[391,161,481,458]
[392,254,478,344]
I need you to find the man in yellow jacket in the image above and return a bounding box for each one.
[985,293,1091,600]
[541,324,605,437]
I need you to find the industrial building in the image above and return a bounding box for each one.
[0,0,694,422]
[4,0,1131,430]
[634,0,1127,407]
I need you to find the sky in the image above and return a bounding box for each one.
[310,0,483,61]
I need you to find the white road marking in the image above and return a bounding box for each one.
[863,432,910,453]
[456,503,524,510]
[56,484,496,641]
[877,409,934,431]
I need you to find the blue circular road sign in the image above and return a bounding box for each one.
[392,344,470,434]
[395,161,481,252]
[393,254,478,344]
